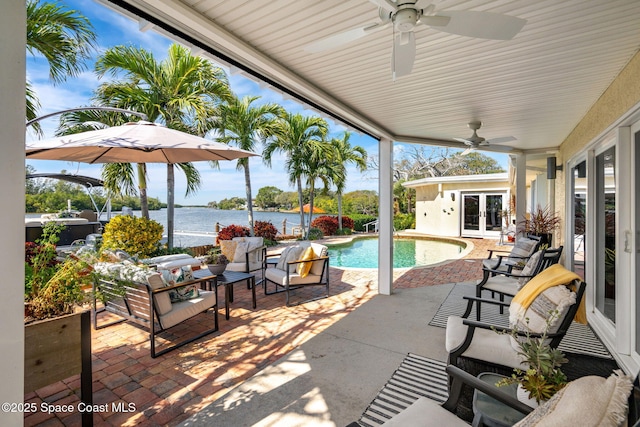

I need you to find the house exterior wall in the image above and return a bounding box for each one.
[414,180,509,236]
[556,50,640,374]
[556,50,640,248]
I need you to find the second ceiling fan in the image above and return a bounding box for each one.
[305,0,527,80]
[453,121,516,155]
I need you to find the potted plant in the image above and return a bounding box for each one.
[497,315,568,406]
[520,205,561,246]
[203,247,229,275]
[23,223,94,422]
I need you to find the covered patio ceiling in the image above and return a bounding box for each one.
[100,0,640,155]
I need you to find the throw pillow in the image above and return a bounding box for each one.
[275,247,292,270]
[276,246,304,271]
[508,237,539,264]
[517,250,543,288]
[219,240,238,260]
[160,265,194,286]
[168,284,200,303]
[296,247,316,278]
[233,241,251,263]
[513,370,633,427]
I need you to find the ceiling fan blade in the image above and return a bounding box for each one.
[425,10,526,40]
[305,22,385,53]
[487,136,517,144]
[414,0,431,10]
[369,0,397,13]
[460,147,474,156]
[487,144,514,153]
[453,137,472,145]
[392,31,416,80]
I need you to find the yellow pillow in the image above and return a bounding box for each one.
[219,240,238,260]
[296,247,316,278]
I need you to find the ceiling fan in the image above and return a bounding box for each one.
[453,121,516,155]
[305,0,527,80]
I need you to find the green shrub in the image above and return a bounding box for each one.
[102,215,163,258]
[306,227,324,240]
[350,214,378,232]
[335,228,352,236]
[393,213,415,231]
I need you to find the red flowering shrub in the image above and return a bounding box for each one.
[341,216,355,230]
[311,216,339,236]
[217,224,250,241]
[310,215,355,236]
[254,220,278,241]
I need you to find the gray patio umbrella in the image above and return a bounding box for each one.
[26,121,258,248]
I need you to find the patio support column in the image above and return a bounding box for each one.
[0,2,26,424]
[378,138,393,295]
[515,153,527,235]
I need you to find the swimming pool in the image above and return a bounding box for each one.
[328,237,466,269]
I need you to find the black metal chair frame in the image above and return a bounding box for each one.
[264,254,330,306]
[450,280,586,369]
[475,246,564,319]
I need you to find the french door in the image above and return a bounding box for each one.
[461,193,505,237]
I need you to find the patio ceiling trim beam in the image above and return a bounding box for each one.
[102,0,393,142]
[395,134,524,155]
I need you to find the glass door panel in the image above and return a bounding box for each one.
[485,195,504,232]
[595,146,616,323]
[463,194,480,232]
[570,162,587,280]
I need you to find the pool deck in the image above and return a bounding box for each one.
[24,236,505,426]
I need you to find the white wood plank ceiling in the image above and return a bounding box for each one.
[105,0,640,153]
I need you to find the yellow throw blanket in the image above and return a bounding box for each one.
[511,264,586,324]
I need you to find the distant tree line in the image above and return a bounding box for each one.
[207,186,378,216]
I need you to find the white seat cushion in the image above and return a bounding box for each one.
[445,316,527,370]
[159,289,217,329]
[265,268,324,286]
[381,397,468,426]
[226,261,263,272]
[147,273,172,316]
[482,275,520,296]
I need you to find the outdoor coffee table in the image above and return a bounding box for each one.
[211,271,257,320]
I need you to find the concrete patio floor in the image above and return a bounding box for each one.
[24,237,501,427]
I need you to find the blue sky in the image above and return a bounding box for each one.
[26,0,506,205]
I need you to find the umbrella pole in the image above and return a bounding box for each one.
[167,164,174,250]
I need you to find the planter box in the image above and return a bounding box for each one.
[25,311,92,426]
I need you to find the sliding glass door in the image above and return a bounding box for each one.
[595,146,616,323]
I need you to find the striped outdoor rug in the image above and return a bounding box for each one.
[428,282,612,359]
[357,353,449,427]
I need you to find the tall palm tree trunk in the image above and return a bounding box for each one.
[296,176,305,235]
[167,164,175,249]
[307,181,316,239]
[137,163,149,219]
[338,193,343,230]
[244,163,255,236]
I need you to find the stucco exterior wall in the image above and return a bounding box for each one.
[414,180,509,236]
[556,50,640,247]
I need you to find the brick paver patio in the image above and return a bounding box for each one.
[24,237,504,426]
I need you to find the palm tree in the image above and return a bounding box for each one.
[300,138,336,236]
[93,44,230,248]
[211,95,283,235]
[26,0,97,135]
[263,113,328,237]
[329,132,367,230]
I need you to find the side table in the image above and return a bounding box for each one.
[212,271,257,320]
[472,372,527,427]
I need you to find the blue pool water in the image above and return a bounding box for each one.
[328,237,465,269]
